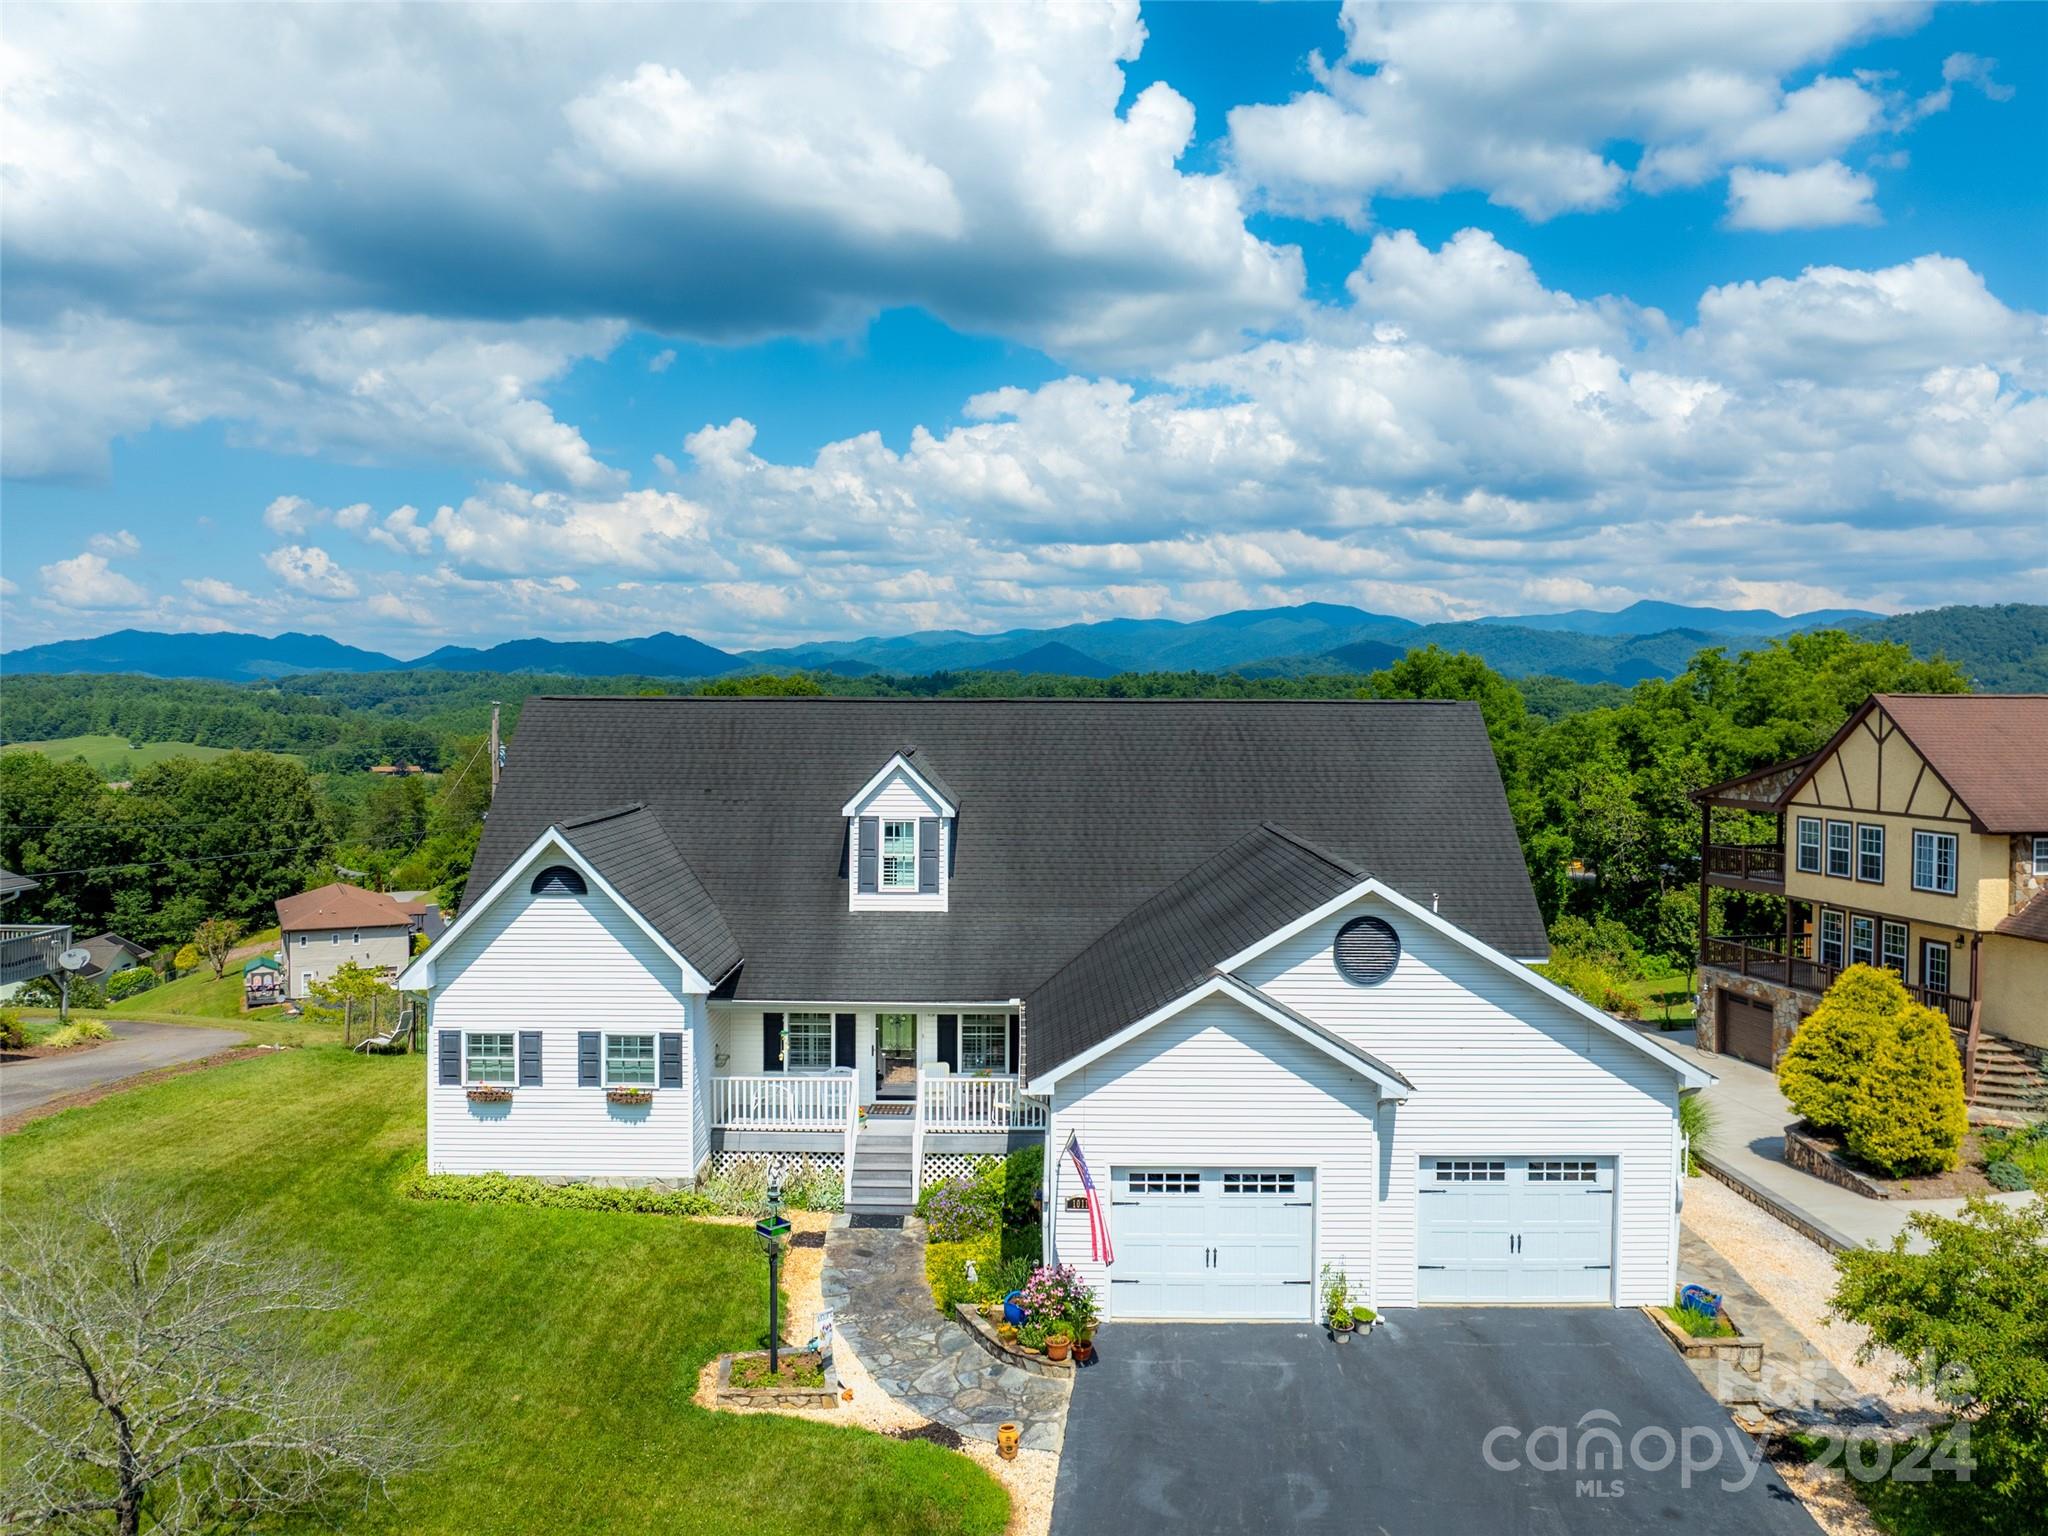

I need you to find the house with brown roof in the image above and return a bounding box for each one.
[1692,693,2048,1114]
[275,882,415,1000]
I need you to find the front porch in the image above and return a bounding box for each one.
[708,1067,1048,1209]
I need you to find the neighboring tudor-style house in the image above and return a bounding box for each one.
[276,883,416,1000]
[400,698,1709,1319]
[1693,693,2048,1112]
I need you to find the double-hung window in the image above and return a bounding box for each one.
[1819,909,1845,968]
[605,1033,655,1086]
[1881,921,1908,975]
[961,1013,1009,1072]
[1856,825,1884,884]
[1849,915,1875,967]
[1795,818,1823,874]
[330,930,341,946]
[466,1031,515,1085]
[880,820,918,891]
[785,1010,834,1071]
[2034,837,2048,877]
[1912,831,1957,894]
[1826,821,1853,879]
[1921,940,1951,996]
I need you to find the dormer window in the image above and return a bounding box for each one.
[881,819,919,891]
[844,749,956,913]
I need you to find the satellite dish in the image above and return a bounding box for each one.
[57,947,94,973]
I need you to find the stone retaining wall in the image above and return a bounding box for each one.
[953,1303,1076,1379]
[1781,1123,1898,1200]
[1645,1303,1764,1381]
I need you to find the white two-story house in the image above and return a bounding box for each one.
[402,697,1707,1320]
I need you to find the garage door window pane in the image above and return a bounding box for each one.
[1127,1171,1201,1194]
[1528,1160,1599,1182]
[1222,1172,1296,1195]
[1433,1159,1506,1182]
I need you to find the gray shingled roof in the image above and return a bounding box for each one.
[470,697,1547,1005]
[557,804,743,985]
[1022,823,1370,1076]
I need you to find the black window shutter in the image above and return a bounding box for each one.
[857,818,879,893]
[937,1013,959,1072]
[438,1029,461,1085]
[1007,1015,1020,1075]
[834,1012,856,1068]
[517,1030,541,1086]
[658,1032,683,1088]
[918,817,939,893]
[577,1030,600,1087]
[763,1012,785,1072]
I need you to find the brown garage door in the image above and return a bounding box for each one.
[1719,995,1775,1068]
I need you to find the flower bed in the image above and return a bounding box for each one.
[1785,1121,1999,1200]
[713,1348,838,1410]
[1646,1301,1762,1379]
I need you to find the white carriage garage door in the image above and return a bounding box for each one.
[1107,1167,1315,1320]
[1416,1156,1615,1304]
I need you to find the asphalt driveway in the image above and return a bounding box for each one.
[1054,1310,1820,1536]
[0,1020,243,1117]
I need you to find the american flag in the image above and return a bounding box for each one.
[1065,1134,1114,1265]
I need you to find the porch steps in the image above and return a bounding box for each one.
[848,1122,916,1217]
[1970,1034,2048,1120]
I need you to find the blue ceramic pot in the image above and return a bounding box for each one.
[1002,1291,1027,1327]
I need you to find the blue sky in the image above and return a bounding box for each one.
[2,1,2042,654]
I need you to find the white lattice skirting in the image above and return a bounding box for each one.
[922,1153,984,1186]
[707,1151,844,1178]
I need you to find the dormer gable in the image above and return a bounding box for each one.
[845,749,954,912]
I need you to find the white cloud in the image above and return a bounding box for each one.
[182,576,261,608]
[262,544,359,599]
[1725,160,1880,230]
[648,349,677,373]
[1227,1,1936,223]
[37,551,148,609]
[426,485,734,579]
[87,528,141,556]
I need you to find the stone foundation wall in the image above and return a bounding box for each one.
[1695,969,1813,1064]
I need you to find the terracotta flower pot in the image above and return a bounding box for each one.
[1047,1336,1071,1362]
[997,1422,1021,1461]
[1074,1340,1095,1364]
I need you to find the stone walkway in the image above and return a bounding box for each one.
[823,1220,1069,1452]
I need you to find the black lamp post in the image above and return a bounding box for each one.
[755,1174,790,1374]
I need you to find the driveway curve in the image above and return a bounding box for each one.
[1,1020,244,1117]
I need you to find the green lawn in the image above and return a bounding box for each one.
[4,734,281,775]
[1623,972,1696,1026]
[106,967,287,1022]
[2,1048,1008,1536]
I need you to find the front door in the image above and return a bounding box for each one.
[876,1012,917,1097]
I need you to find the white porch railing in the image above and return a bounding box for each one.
[712,1072,853,1130]
[918,1071,1049,1131]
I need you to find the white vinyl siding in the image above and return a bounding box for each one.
[1046,997,1379,1321]
[283,923,410,1000]
[1795,817,1822,874]
[1913,831,1958,894]
[425,842,700,1179]
[1232,894,1683,1309]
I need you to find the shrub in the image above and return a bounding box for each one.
[1980,1121,2048,1193]
[15,974,105,1011]
[692,1156,843,1214]
[0,1009,26,1050]
[925,1230,1040,1314]
[1985,1160,2031,1193]
[1832,1195,2048,1509]
[1678,1091,1715,1175]
[401,1164,717,1216]
[1780,966,1967,1175]
[914,1145,1043,1237]
[920,1178,996,1243]
[104,966,158,1001]
[43,1020,114,1049]
[1535,950,1642,1019]
[1548,914,1648,979]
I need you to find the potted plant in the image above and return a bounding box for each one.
[1321,1263,1354,1341]
[1353,1305,1378,1335]
[996,1321,1020,1346]
[466,1084,513,1104]
[606,1086,652,1105]
[1017,1321,1047,1355]
[1045,1323,1073,1362]
[1072,1323,1096,1364]
[1329,1303,1355,1342]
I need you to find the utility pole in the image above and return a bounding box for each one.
[488,701,501,800]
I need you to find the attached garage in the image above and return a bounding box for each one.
[1107,1167,1316,1320]
[1416,1156,1615,1304]
[1717,994,1776,1068]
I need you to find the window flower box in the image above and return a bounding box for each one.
[466,1085,513,1104]
[606,1086,653,1106]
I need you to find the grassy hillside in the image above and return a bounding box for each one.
[8,733,253,775]
[2,1050,1008,1536]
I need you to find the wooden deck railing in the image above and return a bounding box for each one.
[1701,936,1975,1085]
[1704,844,1786,884]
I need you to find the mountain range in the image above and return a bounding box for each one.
[8,600,2042,691]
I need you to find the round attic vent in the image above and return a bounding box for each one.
[1333,915,1400,986]
[530,865,587,897]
